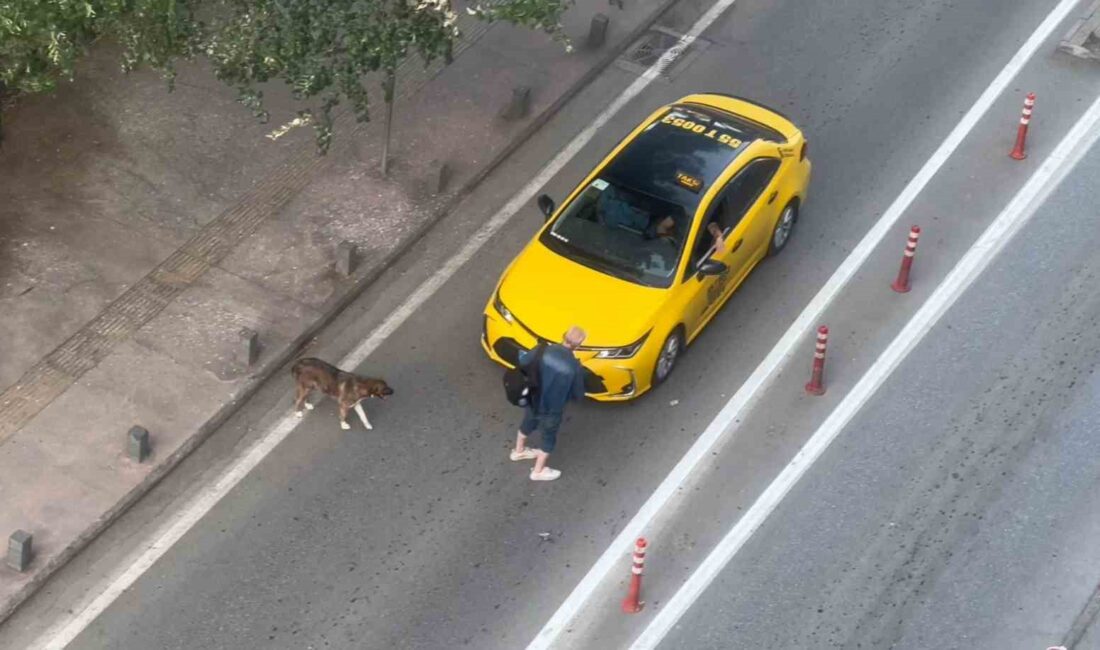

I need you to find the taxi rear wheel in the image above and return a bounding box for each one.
[652,328,684,386]
[768,201,799,256]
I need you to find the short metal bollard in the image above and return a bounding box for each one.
[429,160,450,195]
[500,86,531,121]
[336,241,357,277]
[239,328,260,368]
[7,530,32,572]
[588,14,610,48]
[128,425,151,463]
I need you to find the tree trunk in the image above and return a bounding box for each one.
[381,72,396,176]
[0,81,6,149]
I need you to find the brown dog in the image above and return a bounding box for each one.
[291,358,394,430]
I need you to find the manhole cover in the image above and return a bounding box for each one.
[616,26,709,79]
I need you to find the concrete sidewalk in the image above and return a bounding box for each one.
[0,0,676,623]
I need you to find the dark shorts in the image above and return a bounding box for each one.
[519,407,563,453]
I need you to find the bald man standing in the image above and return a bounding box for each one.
[510,326,587,481]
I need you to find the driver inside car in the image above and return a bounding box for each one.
[598,185,724,258]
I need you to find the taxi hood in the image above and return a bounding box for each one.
[498,241,667,347]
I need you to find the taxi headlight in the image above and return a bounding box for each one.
[493,292,515,323]
[590,332,650,359]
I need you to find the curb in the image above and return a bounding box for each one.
[1058,0,1100,60]
[0,0,681,626]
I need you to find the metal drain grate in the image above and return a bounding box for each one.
[627,29,684,67]
[616,26,708,79]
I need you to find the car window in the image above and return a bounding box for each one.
[685,158,782,277]
[724,158,780,224]
[538,178,690,289]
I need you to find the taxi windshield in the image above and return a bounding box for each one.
[536,105,765,288]
[539,178,689,288]
[534,105,761,288]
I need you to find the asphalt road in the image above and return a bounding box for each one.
[657,136,1100,650]
[2,0,1097,649]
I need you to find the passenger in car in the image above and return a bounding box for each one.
[597,185,650,232]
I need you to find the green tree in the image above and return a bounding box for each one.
[0,0,198,142]
[0,0,573,156]
[203,0,573,158]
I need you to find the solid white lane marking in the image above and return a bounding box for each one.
[38,413,301,650]
[631,90,1100,649]
[30,7,701,650]
[28,0,1080,646]
[528,0,1085,646]
[340,31,696,371]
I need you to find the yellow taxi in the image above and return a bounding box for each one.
[482,93,811,400]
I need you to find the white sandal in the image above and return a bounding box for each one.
[510,447,541,461]
[530,467,561,481]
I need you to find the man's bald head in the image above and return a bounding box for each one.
[563,326,586,350]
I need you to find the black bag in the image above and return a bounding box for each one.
[503,344,546,407]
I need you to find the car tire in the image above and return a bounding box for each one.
[768,200,799,256]
[652,328,684,387]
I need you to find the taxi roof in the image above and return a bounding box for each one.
[600,103,780,211]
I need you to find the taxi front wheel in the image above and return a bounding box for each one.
[652,329,684,386]
[768,201,799,256]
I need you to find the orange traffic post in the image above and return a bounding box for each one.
[1010,92,1036,160]
[621,538,647,613]
[805,326,829,396]
[891,226,922,293]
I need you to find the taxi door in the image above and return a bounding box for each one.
[681,157,783,340]
[737,156,785,263]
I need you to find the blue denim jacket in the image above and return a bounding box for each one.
[519,344,585,415]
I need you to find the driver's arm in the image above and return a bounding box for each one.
[707,222,726,253]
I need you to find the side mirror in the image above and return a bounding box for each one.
[537,194,556,220]
[697,259,728,277]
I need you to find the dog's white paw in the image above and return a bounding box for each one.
[365,423,373,430]
[295,410,304,418]
[340,422,351,430]
[303,402,315,410]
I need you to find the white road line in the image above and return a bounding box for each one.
[527,0,1084,646]
[632,89,1100,650]
[29,11,703,650]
